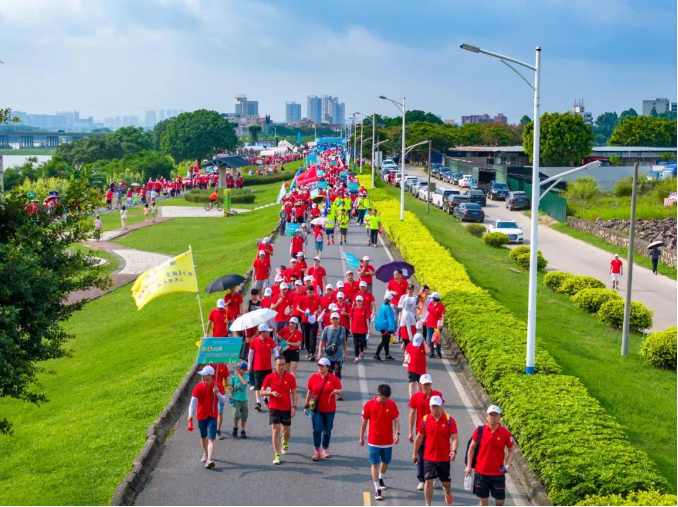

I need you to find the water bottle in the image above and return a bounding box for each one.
[463,474,472,491]
[304,409,312,418]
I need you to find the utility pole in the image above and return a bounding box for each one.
[427,140,432,214]
[371,113,376,188]
[621,162,639,356]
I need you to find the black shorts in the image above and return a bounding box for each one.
[254,369,271,390]
[408,372,421,383]
[269,409,292,426]
[296,216,304,224]
[283,349,300,363]
[473,472,506,500]
[424,460,451,482]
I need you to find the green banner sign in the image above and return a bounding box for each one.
[196,337,243,364]
[223,189,232,216]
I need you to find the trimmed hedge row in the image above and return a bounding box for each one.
[598,299,654,331]
[576,490,677,506]
[571,288,622,313]
[184,188,256,204]
[508,246,548,271]
[242,171,295,186]
[369,190,667,504]
[640,327,677,371]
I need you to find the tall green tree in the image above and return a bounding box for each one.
[523,112,594,166]
[56,136,124,167]
[108,126,154,157]
[594,112,618,139]
[520,115,531,126]
[608,116,677,147]
[153,119,172,151]
[618,108,638,124]
[160,109,237,162]
[0,173,110,434]
[248,125,262,143]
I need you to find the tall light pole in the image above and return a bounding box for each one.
[373,138,390,188]
[352,112,359,171]
[359,122,364,174]
[371,113,376,186]
[379,95,406,221]
[461,43,541,375]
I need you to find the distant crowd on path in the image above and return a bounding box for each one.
[187,146,516,506]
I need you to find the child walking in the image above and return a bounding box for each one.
[228,362,250,438]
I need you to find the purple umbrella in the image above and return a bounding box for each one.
[376,261,415,283]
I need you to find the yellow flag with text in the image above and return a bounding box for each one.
[131,250,196,309]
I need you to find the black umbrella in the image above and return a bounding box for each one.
[204,274,245,293]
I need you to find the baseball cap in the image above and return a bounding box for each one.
[384,292,393,301]
[413,333,424,347]
[614,253,619,258]
[345,270,353,275]
[262,237,270,244]
[304,275,314,282]
[290,316,300,324]
[355,295,364,301]
[419,373,433,385]
[198,365,215,376]
[432,291,441,299]
[258,250,265,255]
[290,258,297,263]
[217,298,226,308]
[317,357,331,366]
[237,361,248,370]
[336,281,344,287]
[362,255,370,261]
[264,288,273,296]
[313,256,321,261]
[429,395,443,407]
[296,252,304,257]
[330,312,340,320]
[336,291,345,299]
[325,283,334,290]
[258,323,273,332]
[486,405,502,415]
[295,280,303,286]
[274,275,284,282]
[359,280,367,287]
[329,303,338,310]
[280,283,289,289]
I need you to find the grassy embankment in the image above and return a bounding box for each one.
[0,206,278,505]
[376,181,677,491]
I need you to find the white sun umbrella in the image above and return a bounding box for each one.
[230,308,277,332]
[311,217,328,226]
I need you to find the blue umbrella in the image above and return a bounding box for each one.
[376,261,415,283]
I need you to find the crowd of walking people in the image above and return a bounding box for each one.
[187,146,516,506]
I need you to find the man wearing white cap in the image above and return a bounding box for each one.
[278,316,303,377]
[358,256,376,293]
[248,323,280,411]
[297,284,322,361]
[187,365,227,469]
[319,311,347,380]
[206,299,228,338]
[343,270,359,303]
[261,357,298,465]
[409,374,446,490]
[290,228,305,257]
[272,282,294,334]
[465,405,515,506]
[320,283,335,313]
[307,256,327,295]
[271,275,284,301]
[412,395,458,506]
[257,236,273,273]
[610,253,623,290]
[252,250,270,290]
[405,333,431,398]
[282,258,302,284]
[305,357,343,461]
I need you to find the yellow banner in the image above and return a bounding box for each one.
[131,250,197,310]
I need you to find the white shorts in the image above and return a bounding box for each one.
[611,273,621,282]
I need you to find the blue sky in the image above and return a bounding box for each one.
[1,0,675,124]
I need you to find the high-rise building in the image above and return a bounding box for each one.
[159,110,166,122]
[642,97,674,116]
[285,102,302,123]
[334,102,345,126]
[493,113,508,124]
[234,95,259,117]
[245,101,259,116]
[461,114,491,125]
[571,100,593,126]
[145,110,157,128]
[307,95,322,125]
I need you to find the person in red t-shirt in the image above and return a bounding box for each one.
[408,374,446,489]
[609,253,623,290]
[335,292,351,332]
[277,317,303,377]
[343,271,360,303]
[465,405,515,506]
[360,384,400,502]
[356,281,376,314]
[305,358,343,461]
[412,396,458,506]
[187,365,227,469]
[350,295,372,363]
[290,229,305,257]
[319,284,334,311]
[424,291,445,359]
[296,252,307,277]
[259,237,273,269]
[252,250,270,290]
[271,283,294,333]
[387,268,409,325]
[358,256,376,293]
[206,299,229,337]
[405,333,431,398]
[248,323,280,411]
[307,257,327,295]
[261,357,298,465]
[223,289,243,320]
[261,287,273,308]
[283,258,302,283]
[297,285,322,360]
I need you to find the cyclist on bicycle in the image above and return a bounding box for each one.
[210,190,219,203]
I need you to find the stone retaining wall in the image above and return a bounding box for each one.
[567,217,677,267]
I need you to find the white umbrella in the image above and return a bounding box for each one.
[230,308,277,332]
[647,240,664,249]
[311,217,328,226]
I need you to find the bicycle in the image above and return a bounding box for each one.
[204,201,224,212]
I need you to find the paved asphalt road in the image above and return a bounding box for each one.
[136,216,528,506]
[402,165,676,332]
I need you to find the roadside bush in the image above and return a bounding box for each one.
[559,275,606,295]
[483,232,509,248]
[567,176,598,200]
[494,374,667,506]
[184,188,255,204]
[515,251,547,271]
[598,299,654,331]
[613,178,633,197]
[577,491,677,506]
[640,327,677,371]
[465,224,486,237]
[544,271,573,291]
[571,288,622,313]
[508,245,530,261]
[242,171,294,186]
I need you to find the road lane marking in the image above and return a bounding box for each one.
[363,491,372,506]
[357,362,370,404]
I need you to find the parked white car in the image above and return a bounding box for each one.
[459,175,474,188]
[430,187,460,208]
[488,220,524,243]
[417,185,432,201]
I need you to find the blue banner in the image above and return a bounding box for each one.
[285,222,301,236]
[344,252,360,270]
[348,182,359,191]
[196,337,243,364]
[317,181,328,189]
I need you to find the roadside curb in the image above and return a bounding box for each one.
[378,230,551,506]
[110,228,278,506]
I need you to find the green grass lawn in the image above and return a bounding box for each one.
[551,222,677,280]
[376,182,677,491]
[0,147,57,155]
[0,206,278,505]
[69,243,121,275]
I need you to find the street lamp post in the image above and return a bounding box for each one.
[373,138,390,188]
[371,113,376,186]
[461,43,541,375]
[379,95,406,221]
[359,122,364,174]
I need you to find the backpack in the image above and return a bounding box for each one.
[422,413,452,428]
[464,425,484,468]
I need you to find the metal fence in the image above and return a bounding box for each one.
[507,177,568,222]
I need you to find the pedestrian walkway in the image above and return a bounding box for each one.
[135,218,529,506]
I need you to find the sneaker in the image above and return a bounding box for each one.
[385,355,395,361]
[255,402,262,411]
[379,478,387,490]
[201,454,208,463]
[311,450,320,461]
[437,353,442,359]
[430,353,435,358]
[354,357,360,364]
[217,430,224,440]
[205,460,215,469]
[375,489,384,501]
[321,449,331,459]
[282,441,289,454]
[249,386,255,391]
[240,430,247,439]
[272,454,282,465]
[308,355,315,362]
[232,427,238,437]
[445,492,454,505]
[263,397,269,407]
[373,355,382,362]
[417,482,425,491]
